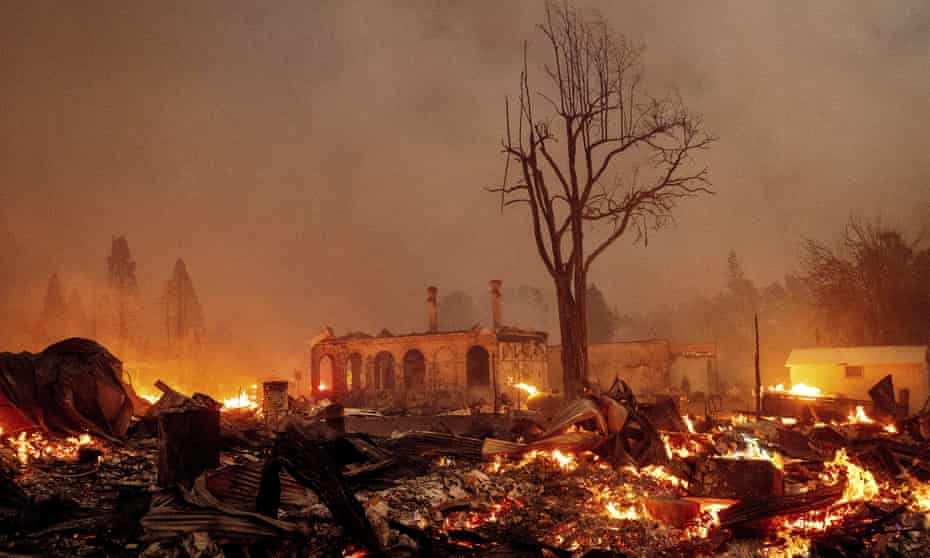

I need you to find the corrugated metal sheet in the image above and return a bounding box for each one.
[205,462,315,511]
[786,346,927,367]
[142,476,307,542]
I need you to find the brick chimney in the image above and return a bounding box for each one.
[489,280,502,329]
[427,286,438,333]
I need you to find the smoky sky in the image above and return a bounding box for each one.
[1,1,928,364]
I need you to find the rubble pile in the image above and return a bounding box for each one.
[2,341,930,557]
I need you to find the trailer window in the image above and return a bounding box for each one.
[845,365,864,378]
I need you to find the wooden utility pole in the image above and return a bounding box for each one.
[754,313,761,419]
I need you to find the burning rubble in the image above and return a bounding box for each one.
[2,341,930,557]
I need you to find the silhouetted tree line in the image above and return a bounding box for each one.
[625,217,930,386]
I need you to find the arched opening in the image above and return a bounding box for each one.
[403,349,426,390]
[348,353,362,390]
[374,352,395,390]
[319,354,335,393]
[466,346,490,387]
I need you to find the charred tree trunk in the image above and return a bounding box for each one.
[556,274,588,399]
[754,313,761,419]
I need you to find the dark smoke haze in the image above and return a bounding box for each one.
[2,1,928,375]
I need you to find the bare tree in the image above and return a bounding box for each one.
[492,2,714,397]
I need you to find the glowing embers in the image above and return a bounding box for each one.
[442,498,523,531]
[515,449,578,471]
[684,501,733,539]
[766,383,824,398]
[1,428,96,465]
[605,501,647,520]
[662,431,711,460]
[624,464,689,489]
[904,481,930,516]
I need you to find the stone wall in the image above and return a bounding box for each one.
[309,327,548,411]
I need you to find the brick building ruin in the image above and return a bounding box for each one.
[548,340,719,398]
[308,281,549,411]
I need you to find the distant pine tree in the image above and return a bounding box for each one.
[100,236,142,357]
[40,273,68,343]
[162,258,205,357]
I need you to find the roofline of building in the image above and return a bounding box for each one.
[317,326,548,345]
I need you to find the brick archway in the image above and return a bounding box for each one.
[403,349,426,390]
[466,346,490,387]
[374,351,395,390]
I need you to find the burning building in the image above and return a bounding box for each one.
[785,345,929,415]
[308,281,549,410]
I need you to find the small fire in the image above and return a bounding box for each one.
[549,449,575,469]
[847,405,874,425]
[685,502,732,539]
[3,430,96,465]
[641,465,687,488]
[720,434,783,469]
[318,383,327,391]
[823,448,879,503]
[767,383,823,398]
[222,388,258,410]
[498,449,580,472]
[662,433,697,459]
[137,391,160,404]
[605,501,647,520]
[906,482,930,515]
[341,546,368,558]
[513,382,539,398]
[768,530,812,558]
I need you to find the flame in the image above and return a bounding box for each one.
[720,434,783,469]
[823,448,879,503]
[342,547,368,558]
[3,430,96,465]
[318,383,327,391]
[491,449,580,472]
[768,530,812,558]
[662,433,698,459]
[549,449,575,469]
[778,509,846,533]
[685,502,732,539]
[906,482,930,515]
[222,389,258,410]
[767,383,823,397]
[605,502,647,520]
[641,465,687,488]
[513,382,539,398]
[847,405,874,424]
[137,390,161,404]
